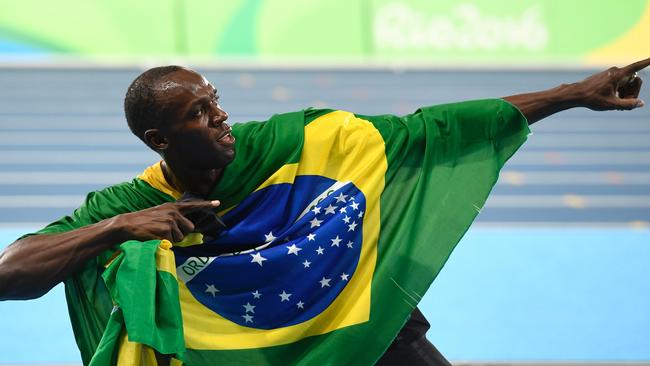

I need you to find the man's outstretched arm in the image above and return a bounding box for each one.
[0,200,220,300]
[503,57,648,125]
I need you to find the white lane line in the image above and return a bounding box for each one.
[1,150,649,165]
[3,132,648,148]
[499,171,650,185]
[0,132,139,146]
[2,222,648,230]
[508,152,650,165]
[485,195,650,208]
[0,118,123,130]
[0,118,250,131]
[1,195,649,209]
[473,221,650,229]
[526,134,650,148]
[0,195,86,208]
[532,119,650,132]
[0,172,136,184]
[10,170,650,189]
[0,151,159,164]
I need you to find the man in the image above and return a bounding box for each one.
[0,59,647,365]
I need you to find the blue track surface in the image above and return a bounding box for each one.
[425,228,650,361]
[0,68,649,363]
[0,68,649,226]
[1,228,649,363]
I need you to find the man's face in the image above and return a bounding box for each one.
[153,68,236,170]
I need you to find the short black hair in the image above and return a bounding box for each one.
[124,65,184,143]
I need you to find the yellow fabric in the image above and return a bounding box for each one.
[115,241,181,366]
[116,332,182,366]
[138,161,183,199]
[116,332,158,366]
[174,233,204,248]
[139,111,387,350]
[587,2,650,64]
[156,240,178,275]
[138,163,205,248]
[181,111,385,350]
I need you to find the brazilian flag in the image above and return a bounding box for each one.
[32,99,528,365]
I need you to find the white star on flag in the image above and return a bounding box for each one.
[350,201,359,210]
[342,215,351,224]
[309,217,323,228]
[297,301,305,309]
[346,241,354,248]
[250,252,267,266]
[340,273,350,281]
[324,204,337,215]
[264,231,277,243]
[339,206,347,214]
[316,246,324,255]
[205,284,219,297]
[311,206,321,214]
[348,221,358,232]
[335,192,348,203]
[243,302,255,313]
[331,235,342,247]
[302,260,311,268]
[279,291,292,302]
[252,290,262,299]
[286,244,302,255]
[319,277,331,288]
[358,211,364,218]
[307,233,316,241]
[242,314,254,323]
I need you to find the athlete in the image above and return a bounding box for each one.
[0,58,647,365]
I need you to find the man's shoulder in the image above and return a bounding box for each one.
[81,176,174,215]
[232,108,338,131]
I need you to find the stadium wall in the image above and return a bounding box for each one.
[0,0,647,66]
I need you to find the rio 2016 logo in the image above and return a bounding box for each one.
[374,2,549,52]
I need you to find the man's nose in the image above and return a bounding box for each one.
[209,106,228,126]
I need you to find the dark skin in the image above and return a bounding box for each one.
[0,69,233,300]
[503,58,647,123]
[0,60,647,299]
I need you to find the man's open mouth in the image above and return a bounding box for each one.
[217,131,235,144]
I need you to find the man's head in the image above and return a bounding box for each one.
[124,66,236,170]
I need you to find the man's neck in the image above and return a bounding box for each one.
[160,160,223,198]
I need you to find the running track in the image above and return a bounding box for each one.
[0,68,648,364]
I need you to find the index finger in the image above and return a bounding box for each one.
[621,57,650,73]
[176,200,220,213]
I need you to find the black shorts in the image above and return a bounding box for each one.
[376,308,451,366]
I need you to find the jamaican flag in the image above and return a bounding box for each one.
[32,99,529,365]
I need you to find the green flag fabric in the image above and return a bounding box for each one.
[30,99,529,365]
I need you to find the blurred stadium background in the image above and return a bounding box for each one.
[0,0,648,365]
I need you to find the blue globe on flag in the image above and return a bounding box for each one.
[174,175,365,329]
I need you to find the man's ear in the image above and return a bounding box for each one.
[144,129,168,151]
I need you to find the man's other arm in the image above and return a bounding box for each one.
[504,57,649,124]
[0,200,220,300]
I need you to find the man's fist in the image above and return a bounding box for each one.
[576,57,648,111]
[108,200,221,243]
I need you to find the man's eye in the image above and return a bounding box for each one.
[192,108,203,118]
